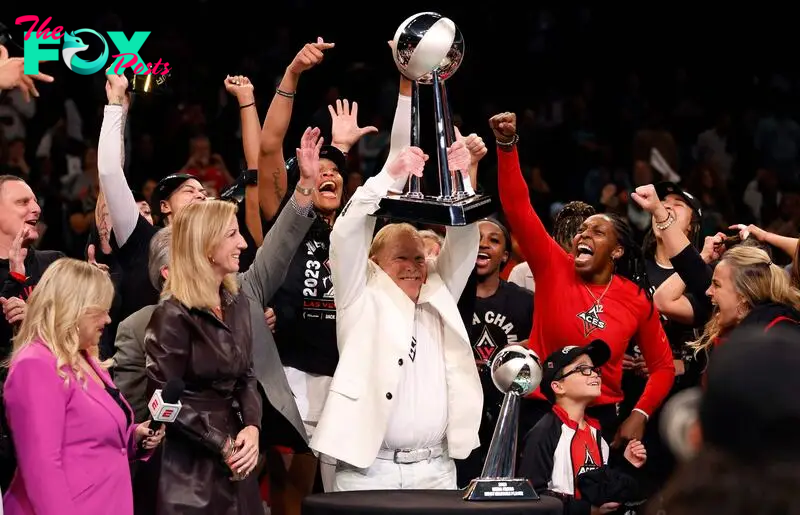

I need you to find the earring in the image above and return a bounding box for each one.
[209,256,216,264]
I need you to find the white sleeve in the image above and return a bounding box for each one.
[98,105,140,247]
[387,95,412,194]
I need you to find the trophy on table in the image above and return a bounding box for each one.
[375,12,495,226]
[464,345,542,501]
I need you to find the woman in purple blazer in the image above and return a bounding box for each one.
[2,259,164,515]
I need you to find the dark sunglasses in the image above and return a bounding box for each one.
[556,364,601,380]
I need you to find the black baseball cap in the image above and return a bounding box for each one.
[152,173,196,209]
[655,182,703,218]
[700,325,800,459]
[540,340,611,404]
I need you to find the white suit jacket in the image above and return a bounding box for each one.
[310,170,483,469]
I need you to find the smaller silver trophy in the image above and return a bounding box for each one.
[464,345,542,501]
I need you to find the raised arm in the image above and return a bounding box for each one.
[332,147,427,310]
[435,141,480,297]
[239,128,321,306]
[4,357,79,514]
[98,72,139,247]
[225,75,263,245]
[257,38,334,221]
[490,112,566,276]
[733,223,799,258]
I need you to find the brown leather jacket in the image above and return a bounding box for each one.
[140,291,263,515]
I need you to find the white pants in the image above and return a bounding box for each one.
[283,366,336,492]
[333,454,457,491]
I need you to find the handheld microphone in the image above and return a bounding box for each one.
[147,378,185,432]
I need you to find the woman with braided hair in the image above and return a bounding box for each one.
[490,112,675,446]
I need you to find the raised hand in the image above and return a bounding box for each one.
[9,224,31,277]
[700,232,727,264]
[0,45,54,102]
[224,75,255,105]
[296,127,324,182]
[446,140,470,173]
[455,127,487,167]
[288,37,335,75]
[329,99,378,153]
[105,66,129,104]
[387,146,428,180]
[87,244,110,273]
[488,112,517,143]
[630,184,664,215]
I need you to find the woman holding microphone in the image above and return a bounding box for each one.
[3,259,163,515]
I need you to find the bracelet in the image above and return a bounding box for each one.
[276,88,295,99]
[496,133,519,147]
[655,213,676,231]
[295,183,314,196]
[239,102,255,109]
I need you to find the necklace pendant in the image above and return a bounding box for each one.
[594,303,603,312]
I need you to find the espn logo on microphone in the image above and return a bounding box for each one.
[148,389,182,423]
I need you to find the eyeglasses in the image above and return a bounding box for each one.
[556,365,601,380]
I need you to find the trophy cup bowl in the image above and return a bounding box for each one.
[392,12,465,85]
[490,345,542,397]
[464,345,542,501]
[377,13,494,226]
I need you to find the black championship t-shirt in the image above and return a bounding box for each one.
[271,218,338,376]
[111,215,160,324]
[470,280,534,412]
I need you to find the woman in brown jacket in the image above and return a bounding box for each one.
[145,199,262,514]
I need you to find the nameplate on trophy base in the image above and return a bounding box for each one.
[375,194,495,226]
[463,478,539,501]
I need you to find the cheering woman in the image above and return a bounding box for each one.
[491,112,675,444]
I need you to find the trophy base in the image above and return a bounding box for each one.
[463,478,539,501]
[374,193,495,226]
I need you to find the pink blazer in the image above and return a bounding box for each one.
[3,340,146,515]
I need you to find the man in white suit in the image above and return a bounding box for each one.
[310,143,483,491]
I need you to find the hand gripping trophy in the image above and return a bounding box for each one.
[376,12,495,225]
[464,345,542,501]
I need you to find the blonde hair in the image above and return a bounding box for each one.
[163,200,239,309]
[690,246,800,353]
[9,258,114,386]
[418,229,444,248]
[369,223,423,260]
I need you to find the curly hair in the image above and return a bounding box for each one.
[609,214,653,306]
[552,201,596,252]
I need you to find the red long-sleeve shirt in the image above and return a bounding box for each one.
[498,146,674,416]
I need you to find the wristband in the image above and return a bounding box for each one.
[239,102,255,109]
[276,88,295,99]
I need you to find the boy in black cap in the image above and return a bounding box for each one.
[520,341,647,514]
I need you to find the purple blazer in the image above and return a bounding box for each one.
[3,340,148,515]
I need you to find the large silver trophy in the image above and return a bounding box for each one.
[376,12,495,226]
[464,345,542,501]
